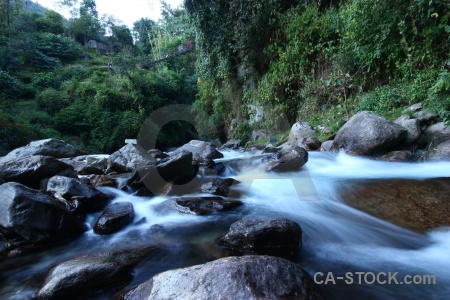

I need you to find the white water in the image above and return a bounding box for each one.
[1,151,449,299]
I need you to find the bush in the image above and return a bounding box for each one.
[426,70,450,124]
[0,113,35,153]
[36,88,70,116]
[0,71,23,102]
[32,72,62,90]
[234,122,252,144]
[37,33,81,62]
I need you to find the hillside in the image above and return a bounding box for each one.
[1,0,449,155]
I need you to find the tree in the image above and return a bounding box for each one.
[68,0,103,44]
[35,10,65,35]
[111,24,133,52]
[133,18,155,55]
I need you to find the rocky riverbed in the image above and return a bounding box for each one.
[1,108,449,299]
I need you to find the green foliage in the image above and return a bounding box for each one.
[0,70,23,102]
[36,88,69,116]
[234,122,252,144]
[35,10,65,34]
[32,72,62,90]
[0,112,34,154]
[426,70,450,124]
[37,33,81,62]
[357,85,408,114]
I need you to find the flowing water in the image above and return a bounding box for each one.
[0,151,449,299]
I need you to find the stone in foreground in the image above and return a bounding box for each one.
[219,218,302,260]
[35,247,158,299]
[122,255,321,300]
[333,111,407,155]
[0,182,86,244]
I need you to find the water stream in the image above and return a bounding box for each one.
[0,151,449,299]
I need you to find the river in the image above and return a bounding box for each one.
[0,151,449,299]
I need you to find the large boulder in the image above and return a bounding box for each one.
[0,155,73,189]
[394,116,421,145]
[263,146,308,172]
[169,140,224,160]
[419,122,450,147]
[35,247,159,300]
[333,111,407,155]
[59,155,109,175]
[0,182,86,244]
[122,255,321,300]
[428,140,450,161]
[288,122,316,146]
[107,144,155,173]
[93,202,134,235]
[1,139,86,160]
[219,218,302,260]
[160,197,243,216]
[46,176,110,212]
[156,150,197,184]
[340,178,450,232]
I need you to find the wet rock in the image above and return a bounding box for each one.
[0,233,8,262]
[35,247,159,300]
[169,140,224,160]
[288,122,316,146]
[333,111,407,155]
[320,140,334,152]
[419,122,450,147]
[200,177,240,197]
[428,140,450,161]
[108,144,155,173]
[264,146,308,172]
[120,170,154,196]
[219,218,302,260]
[262,144,281,154]
[161,197,242,215]
[94,202,134,235]
[89,175,117,188]
[175,197,242,215]
[59,155,109,175]
[340,178,450,232]
[0,182,86,244]
[1,138,86,160]
[221,139,241,149]
[47,176,110,212]
[394,117,421,144]
[304,137,322,150]
[379,150,413,162]
[156,150,197,184]
[0,155,73,189]
[122,255,321,300]
[148,149,169,160]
